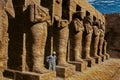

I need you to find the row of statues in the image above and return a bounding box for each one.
[0,0,109,77]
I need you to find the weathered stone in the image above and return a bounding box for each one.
[103,40,110,60]
[68,61,87,72]
[69,11,84,62]
[93,56,102,64]
[4,69,56,80]
[84,58,95,67]
[56,65,75,78]
[23,0,51,73]
[83,12,93,59]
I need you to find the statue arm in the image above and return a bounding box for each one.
[5,0,15,18]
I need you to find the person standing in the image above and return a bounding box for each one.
[47,51,57,71]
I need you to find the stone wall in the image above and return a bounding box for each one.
[105,13,120,58]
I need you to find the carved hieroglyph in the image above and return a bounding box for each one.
[83,13,93,59]
[70,12,84,62]
[24,0,51,73]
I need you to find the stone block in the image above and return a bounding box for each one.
[105,54,110,60]
[56,65,75,78]
[100,55,106,62]
[68,61,87,72]
[93,57,102,64]
[84,58,95,67]
[3,69,56,80]
[3,69,15,79]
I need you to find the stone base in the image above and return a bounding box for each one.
[93,57,102,64]
[3,69,56,80]
[84,58,95,67]
[105,54,110,60]
[100,55,106,62]
[68,61,87,72]
[0,72,3,80]
[56,65,75,78]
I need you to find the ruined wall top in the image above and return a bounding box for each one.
[75,0,105,22]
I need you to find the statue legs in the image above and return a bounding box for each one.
[74,31,83,62]
[56,20,70,66]
[98,36,104,56]
[31,22,48,73]
[84,33,92,59]
[93,35,100,57]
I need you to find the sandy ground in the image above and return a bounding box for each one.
[4,58,120,80]
[54,58,120,80]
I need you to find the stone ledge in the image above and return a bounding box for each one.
[56,65,75,78]
[84,58,95,67]
[68,61,87,72]
[93,57,102,64]
[3,69,56,80]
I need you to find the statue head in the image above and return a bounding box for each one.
[72,11,84,20]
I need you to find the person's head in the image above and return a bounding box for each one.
[52,51,56,56]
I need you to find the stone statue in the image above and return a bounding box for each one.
[98,30,104,56]
[83,12,93,59]
[103,40,110,58]
[92,17,100,57]
[0,0,15,70]
[54,17,70,66]
[24,0,51,73]
[70,11,84,62]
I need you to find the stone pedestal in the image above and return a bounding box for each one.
[100,55,106,62]
[84,58,95,67]
[56,65,75,78]
[3,69,56,80]
[93,57,102,64]
[68,61,87,72]
[105,54,110,60]
[0,72,3,80]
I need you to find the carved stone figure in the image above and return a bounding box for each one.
[83,12,93,59]
[0,0,14,79]
[55,18,70,66]
[103,40,110,58]
[98,29,104,56]
[92,17,100,57]
[0,0,15,70]
[24,0,51,73]
[70,11,84,62]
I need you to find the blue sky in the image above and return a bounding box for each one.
[87,0,120,14]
